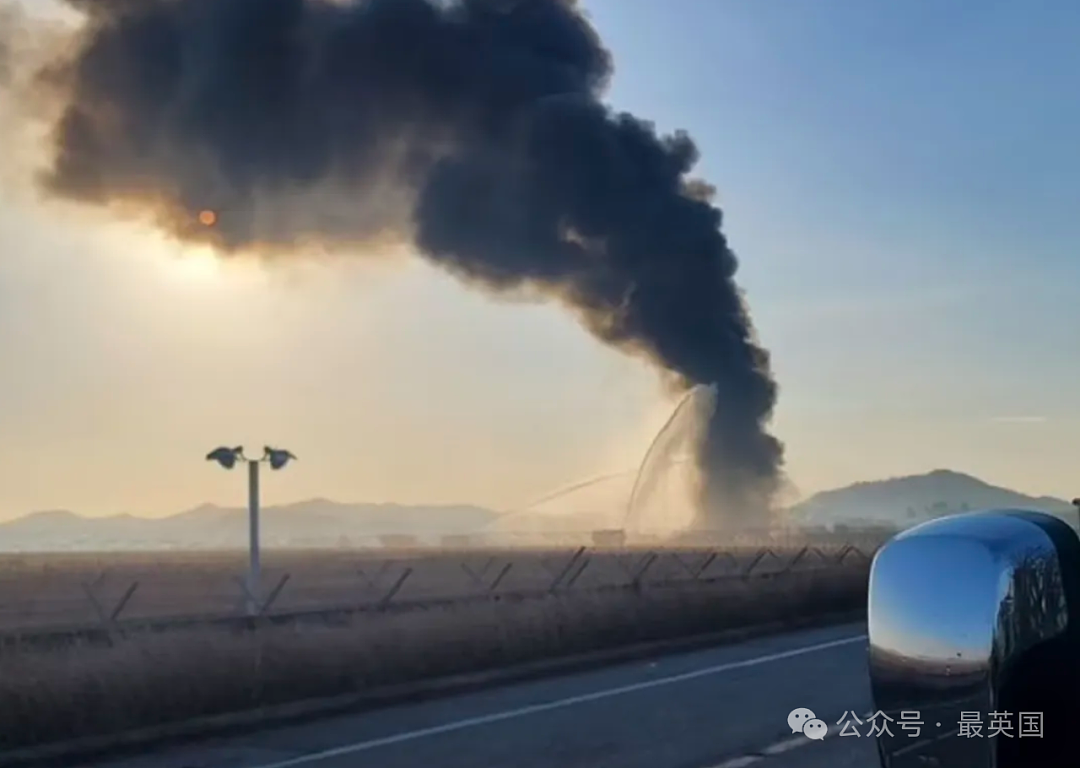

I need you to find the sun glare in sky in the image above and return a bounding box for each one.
[168,249,224,284]
[128,225,253,293]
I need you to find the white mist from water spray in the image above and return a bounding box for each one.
[493,384,719,542]
[624,383,718,534]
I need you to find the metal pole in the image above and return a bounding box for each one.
[247,459,261,616]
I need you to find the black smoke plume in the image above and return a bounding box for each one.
[29,0,783,528]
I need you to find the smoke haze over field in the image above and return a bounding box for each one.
[6,0,784,528]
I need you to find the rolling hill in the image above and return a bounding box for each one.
[789,469,1076,528]
[1,469,1076,550]
[0,500,500,552]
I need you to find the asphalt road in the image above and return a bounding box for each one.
[746,735,878,768]
[87,622,878,768]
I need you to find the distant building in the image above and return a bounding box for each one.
[379,534,419,549]
[591,529,627,548]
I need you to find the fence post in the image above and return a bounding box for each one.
[258,573,291,616]
[742,549,769,578]
[377,568,413,610]
[564,557,591,589]
[489,562,514,592]
[632,552,659,591]
[694,551,717,579]
[357,560,396,591]
[782,546,809,574]
[81,579,139,644]
[616,552,653,580]
[460,558,497,588]
[548,546,587,593]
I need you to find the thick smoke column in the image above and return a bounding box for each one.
[28,0,783,527]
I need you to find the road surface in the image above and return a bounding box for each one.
[87,623,879,768]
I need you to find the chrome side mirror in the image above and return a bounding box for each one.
[868,509,1080,768]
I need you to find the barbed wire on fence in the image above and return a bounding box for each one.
[0,540,883,647]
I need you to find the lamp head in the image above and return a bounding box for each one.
[263,445,296,470]
[206,445,243,469]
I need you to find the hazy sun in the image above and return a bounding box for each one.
[160,245,224,284]
[181,250,226,282]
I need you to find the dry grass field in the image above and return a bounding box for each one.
[0,542,874,633]
[0,559,871,754]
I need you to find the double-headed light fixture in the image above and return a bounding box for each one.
[206,445,297,615]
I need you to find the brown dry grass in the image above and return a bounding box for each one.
[0,564,868,753]
[0,545,867,631]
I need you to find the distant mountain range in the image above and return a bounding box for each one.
[789,469,1076,529]
[0,469,1075,551]
[0,500,500,552]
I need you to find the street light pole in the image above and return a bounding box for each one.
[206,445,297,616]
[247,458,261,616]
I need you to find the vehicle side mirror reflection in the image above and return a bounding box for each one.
[867,509,1080,768]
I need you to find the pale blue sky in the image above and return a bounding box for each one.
[0,0,1078,520]
[584,0,1080,487]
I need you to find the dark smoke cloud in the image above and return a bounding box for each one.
[30,0,783,527]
